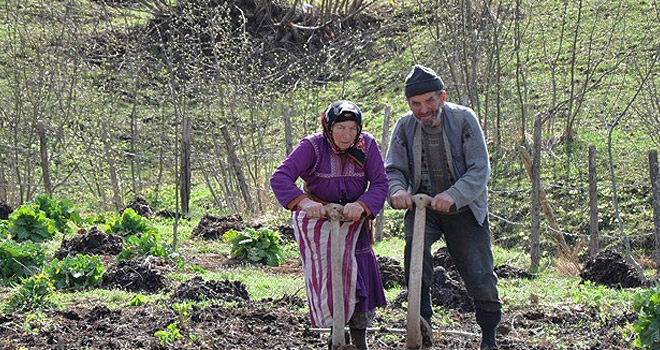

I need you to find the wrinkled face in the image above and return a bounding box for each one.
[407,91,446,126]
[331,120,359,151]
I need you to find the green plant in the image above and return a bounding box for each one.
[172,301,193,327]
[155,322,182,345]
[633,286,660,349]
[8,274,55,311]
[0,220,8,238]
[222,227,285,267]
[117,232,179,261]
[105,208,155,237]
[44,254,104,290]
[34,194,82,233]
[0,239,46,282]
[127,294,146,307]
[7,203,56,242]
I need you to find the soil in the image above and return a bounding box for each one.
[377,255,406,289]
[101,256,173,293]
[54,227,123,259]
[192,214,246,239]
[171,276,250,302]
[0,294,635,349]
[0,201,12,220]
[124,196,154,217]
[580,249,645,288]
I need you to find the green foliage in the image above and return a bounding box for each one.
[155,322,182,345]
[127,294,146,307]
[7,274,55,312]
[34,194,82,233]
[172,301,193,327]
[7,203,56,242]
[633,286,660,349]
[105,208,155,237]
[44,254,104,290]
[0,239,46,282]
[117,232,178,261]
[0,220,8,238]
[222,227,285,267]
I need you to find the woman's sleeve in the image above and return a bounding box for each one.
[357,138,388,218]
[270,139,316,210]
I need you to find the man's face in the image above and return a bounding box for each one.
[407,91,446,126]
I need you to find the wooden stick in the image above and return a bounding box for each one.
[407,194,432,350]
[325,203,346,348]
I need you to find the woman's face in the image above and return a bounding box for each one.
[331,120,359,151]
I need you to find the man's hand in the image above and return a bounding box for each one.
[432,192,455,212]
[343,202,364,221]
[391,189,413,210]
[298,198,325,218]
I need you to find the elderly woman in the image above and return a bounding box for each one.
[270,100,387,350]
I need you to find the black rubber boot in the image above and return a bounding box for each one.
[349,328,368,350]
[327,328,351,350]
[476,309,501,350]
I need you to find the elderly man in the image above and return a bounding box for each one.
[385,65,502,350]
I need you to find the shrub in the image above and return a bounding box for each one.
[8,274,55,312]
[0,220,8,239]
[117,232,178,261]
[0,240,46,282]
[223,227,285,267]
[105,208,155,237]
[8,203,56,242]
[34,195,82,233]
[155,322,182,345]
[44,254,104,290]
[633,286,660,349]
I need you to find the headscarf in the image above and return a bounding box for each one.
[321,100,367,168]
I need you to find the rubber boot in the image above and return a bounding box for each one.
[349,328,368,350]
[475,309,501,350]
[327,328,351,350]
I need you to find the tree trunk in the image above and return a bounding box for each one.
[649,150,660,272]
[180,115,192,215]
[0,150,7,202]
[101,121,123,211]
[374,105,391,242]
[37,120,52,196]
[220,125,253,213]
[588,145,599,257]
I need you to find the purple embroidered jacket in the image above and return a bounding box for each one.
[271,132,388,313]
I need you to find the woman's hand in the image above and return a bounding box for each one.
[298,198,326,218]
[342,202,364,221]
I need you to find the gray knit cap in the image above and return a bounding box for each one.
[404,65,444,98]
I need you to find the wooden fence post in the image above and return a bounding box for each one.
[649,150,660,272]
[374,105,391,242]
[530,113,541,272]
[221,125,254,213]
[589,145,599,257]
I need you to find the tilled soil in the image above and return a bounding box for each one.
[0,201,11,220]
[580,249,645,288]
[192,214,247,239]
[0,296,635,350]
[102,256,173,293]
[55,227,123,258]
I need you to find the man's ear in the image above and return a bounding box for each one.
[440,90,447,102]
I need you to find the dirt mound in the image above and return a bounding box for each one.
[55,227,123,258]
[432,246,460,279]
[123,196,154,217]
[276,224,295,241]
[102,257,171,293]
[192,214,246,239]
[495,264,532,279]
[155,209,183,219]
[580,249,644,288]
[171,276,250,302]
[260,294,306,309]
[0,201,12,220]
[377,255,405,289]
[430,266,474,312]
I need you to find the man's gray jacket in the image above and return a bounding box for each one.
[385,101,490,225]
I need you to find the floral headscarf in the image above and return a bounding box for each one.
[321,100,367,168]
